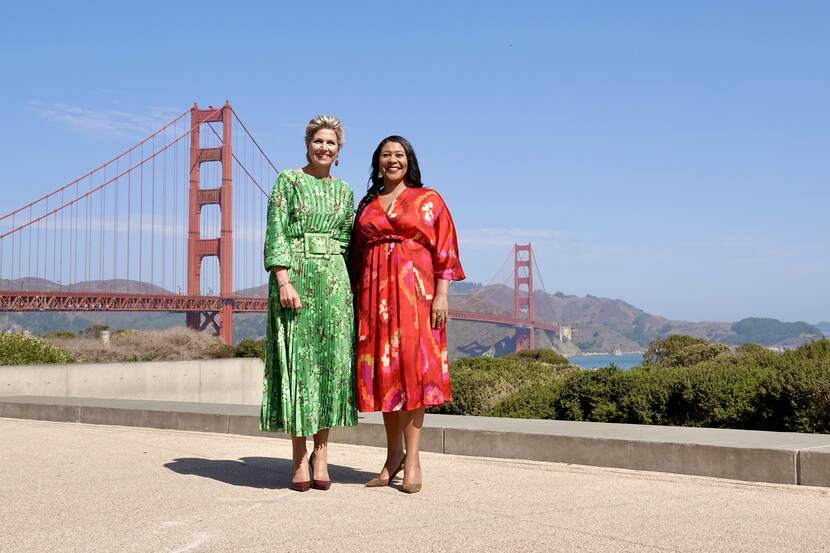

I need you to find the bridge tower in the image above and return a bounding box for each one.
[186,102,234,344]
[514,243,535,351]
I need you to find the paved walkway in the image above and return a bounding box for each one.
[2,418,830,553]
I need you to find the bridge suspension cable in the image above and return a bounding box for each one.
[0,109,190,225]
[0,104,275,304]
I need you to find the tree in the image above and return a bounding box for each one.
[643,335,728,368]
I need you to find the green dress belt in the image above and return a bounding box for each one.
[288,232,341,258]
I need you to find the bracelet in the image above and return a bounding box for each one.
[278,281,292,289]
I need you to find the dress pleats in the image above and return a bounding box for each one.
[260,169,357,436]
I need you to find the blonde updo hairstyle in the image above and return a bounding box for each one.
[304,115,343,164]
[305,114,344,147]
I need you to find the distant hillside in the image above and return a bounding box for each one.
[0,311,184,336]
[730,318,823,346]
[0,278,265,343]
[237,284,268,297]
[1,277,823,355]
[815,322,830,336]
[448,281,485,295]
[448,284,823,355]
[448,286,662,354]
[0,278,172,295]
[0,310,265,344]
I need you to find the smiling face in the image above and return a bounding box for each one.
[306,128,340,169]
[379,140,408,185]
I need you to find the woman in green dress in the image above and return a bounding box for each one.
[261,115,356,492]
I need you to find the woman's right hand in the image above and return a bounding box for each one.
[279,282,302,309]
[273,267,301,309]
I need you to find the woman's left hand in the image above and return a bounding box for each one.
[431,292,449,329]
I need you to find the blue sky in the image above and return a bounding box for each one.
[1,1,828,323]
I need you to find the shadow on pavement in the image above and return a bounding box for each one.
[164,456,377,489]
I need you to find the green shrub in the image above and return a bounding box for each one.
[429,355,574,417]
[490,381,563,419]
[772,340,830,433]
[443,339,830,433]
[45,330,76,339]
[505,348,569,365]
[235,338,265,360]
[548,357,782,428]
[80,324,109,338]
[0,333,75,365]
[551,365,631,422]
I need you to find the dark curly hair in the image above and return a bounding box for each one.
[355,135,424,221]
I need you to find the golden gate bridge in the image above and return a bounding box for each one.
[0,102,559,350]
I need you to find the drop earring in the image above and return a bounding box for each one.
[377,171,382,178]
[334,159,339,167]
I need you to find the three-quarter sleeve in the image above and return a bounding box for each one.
[336,186,355,259]
[263,172,292,272]
[431,194,465,281]
[348,201,368,291]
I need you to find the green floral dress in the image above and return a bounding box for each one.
[260,169,357,436]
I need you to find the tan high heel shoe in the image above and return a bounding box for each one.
[366,456,405,487]
[401,460,422,493]
[401,482,421,494]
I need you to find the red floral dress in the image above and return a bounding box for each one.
[352,186,465,412]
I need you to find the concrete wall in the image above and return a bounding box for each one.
[4,395,830,487]
[0,358,264,404]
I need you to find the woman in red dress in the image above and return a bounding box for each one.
[351,136,465,493]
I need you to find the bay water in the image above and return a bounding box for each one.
[568,353,643,370]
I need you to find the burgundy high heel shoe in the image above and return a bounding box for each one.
[289,457,311,492]
[309,453,331,491]
[289,480,311,492]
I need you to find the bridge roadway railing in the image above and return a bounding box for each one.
[0,293,558,332]
[0,291,268,313]
[1,358,829,487]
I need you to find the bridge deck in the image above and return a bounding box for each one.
[0,290,560,330]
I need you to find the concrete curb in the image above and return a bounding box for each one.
[2,395,829,487]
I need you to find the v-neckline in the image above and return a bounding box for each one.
[378,186,408,216]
